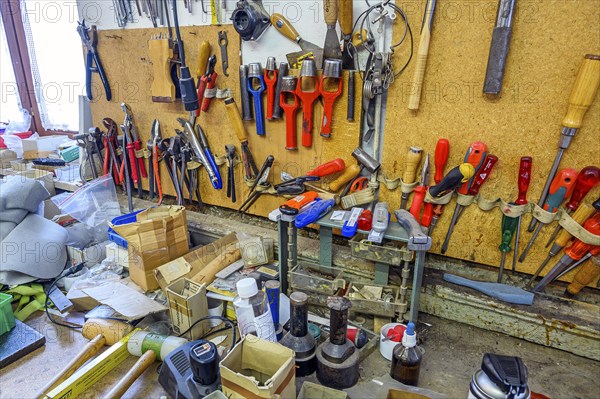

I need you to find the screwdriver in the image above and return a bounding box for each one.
[409,153,430,225]
[519,168,578,262]
[565,252,600,298]
[533,212,600,292]
[512,157,533,273]
[426,138,450,235]
[426,163,475,236]
[558,248,600,281]
[400,147,423,209]
[525,201,595,288]
[498,204,518,283]
[528,54,600,233]
[545,166,600,247]
[440,143,490,254]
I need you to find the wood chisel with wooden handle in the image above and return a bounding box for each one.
[338,0,354,69]
[322,0,342,64]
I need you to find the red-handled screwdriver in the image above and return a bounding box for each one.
[423,139,450,231]
[307,158,346,177]
[545,166,600,247]
[512,157,533,272]
[440,142,490,254]
[519,168,579,262]
[534,211,600,292]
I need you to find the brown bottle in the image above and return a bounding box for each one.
[390,322,422,386]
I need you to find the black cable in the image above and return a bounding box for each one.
[44,263,86,330]
[177,315,237,352]
[172,0,186,67]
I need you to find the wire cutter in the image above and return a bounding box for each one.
[197,55,218,115]
[239,155,275,214]
[77,21,111,101]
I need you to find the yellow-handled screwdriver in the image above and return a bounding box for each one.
[528,54,600,232]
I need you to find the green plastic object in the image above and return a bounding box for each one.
[499,211,518,253]
[61,145,80,163]
[0,293,16,336]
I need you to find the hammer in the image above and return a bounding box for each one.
[36,318,133,398]
[329,147,381,195]
[106,331,187,399]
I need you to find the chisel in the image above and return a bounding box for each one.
[528,54,600,232]
[400,147,423,209]
[483,0,516,96]
[322,0,342,63]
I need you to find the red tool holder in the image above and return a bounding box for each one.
[319,76,343,138]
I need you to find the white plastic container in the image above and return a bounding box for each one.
[233,278,276,342]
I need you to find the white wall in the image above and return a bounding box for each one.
[75,0,392,65]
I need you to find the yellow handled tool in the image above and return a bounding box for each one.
[196,41,211,78]
[149,36,176,102]
[330,164,361,192]
[528,54,600,233]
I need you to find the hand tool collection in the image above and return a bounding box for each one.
[88,0,598,304]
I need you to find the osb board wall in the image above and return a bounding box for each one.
[88,25,362,219]
[381,0,600,280]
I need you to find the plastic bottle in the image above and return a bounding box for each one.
[233,278,277,342]
[390,322,422,386]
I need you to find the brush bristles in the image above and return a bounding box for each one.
[341,189,375,209]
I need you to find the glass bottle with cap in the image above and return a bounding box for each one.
[233,278,276,342]
[390,322,422,386]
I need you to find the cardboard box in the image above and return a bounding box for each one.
[110,206,189,291]
[155,233,237,291]
[220,335,296,399]
[166,278,208,340]
[298,382,348,399]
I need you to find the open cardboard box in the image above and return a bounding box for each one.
[155,233,237,291]
[220,335,296,399]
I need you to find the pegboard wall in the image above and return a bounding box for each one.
[86,0,600,284]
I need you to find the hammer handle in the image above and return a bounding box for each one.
[36,335,106,398]
[106,350,157,399]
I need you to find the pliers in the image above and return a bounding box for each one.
[148,119,164,205]
[101,118,123,187]
[274,176,320,196]
[196,55,217,115]
[239,155,275,214]
[77,20,111,101]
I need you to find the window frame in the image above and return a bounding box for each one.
[1,0,76,136]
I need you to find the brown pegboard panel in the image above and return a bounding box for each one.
[381,0,600,281]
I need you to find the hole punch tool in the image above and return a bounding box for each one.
[247,63,266,135]
[77,20,111,101]
[264,57,278,120]
[296,59,320,147]
[239,155,275,214]
[320,59,343,138]
[279,76,300,151]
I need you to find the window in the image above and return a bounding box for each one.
[1,0,85,134]
[0,13,26,128]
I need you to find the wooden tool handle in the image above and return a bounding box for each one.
[149,39,176,101]
[329,164,361,192]
[196,41,211,78]
[191,248,241,285]
[338,0,353,36]
[106,350,157,399]
[224,98,249,143]
[407,26,432,110]
[323,0,338,26]
[36,335,106,398]
[402,146,423,183]
[567,256,600,296]
[563,54,600,129]
[556,203,594,247]
[270,13,300,42]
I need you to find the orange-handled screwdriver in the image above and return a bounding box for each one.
[519,168,579,262]
[545,166,600,247]
[565,250,600,297]
[534,212,600,291]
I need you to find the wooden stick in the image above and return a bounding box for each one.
[105,350,157,399]
[191,247,241,285]
[407,0,437,111]
[36,335,106,398]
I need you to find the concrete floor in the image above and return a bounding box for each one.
[1,312,598,398]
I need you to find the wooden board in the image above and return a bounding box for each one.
[382,0,600,279]
[88,25,362,217]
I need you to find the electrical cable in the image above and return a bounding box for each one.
[44,263,86,330]
[172,0,186,67]
[177,315,237,354]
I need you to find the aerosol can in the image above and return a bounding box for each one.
[468,353,530,399]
